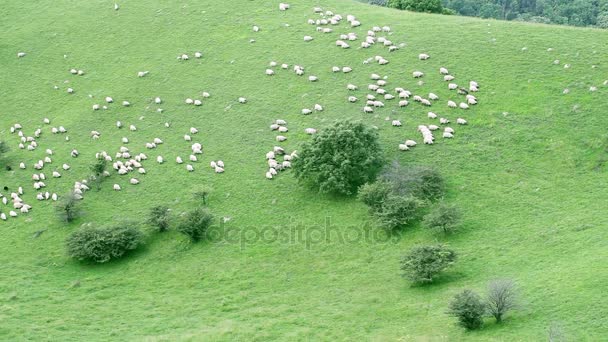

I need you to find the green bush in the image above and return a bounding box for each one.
[376,195,423,231]
[293,121,384,196]
[66,223,144,263]
[380,163,445,202]
[422,203,462,234]
[400,244,457,283]
[177,207,214,242]
[55,191,82,223]
[389,0,443,13]
[357,181,392,212]
[90,156,108,190]
[147,205,171,232]
[448,289,486,330]
[193,186,213,206]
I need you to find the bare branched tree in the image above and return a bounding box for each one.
[486,279,518,323]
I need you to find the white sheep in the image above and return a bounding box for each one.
[440,67,449,75]
[399,100,409,107]
[443,132,454,138]
[113,184,121,191]
[176,157,183,164]
[238,97,247,104]
[440,118,450,124]
[428,112,438,119]
[194,99,202,106]
[363,106,374,113]
[309,75,318,82]
[429,93,439,100]
[413,71,424,78]
[276,136,287,142]
[342,67,352,73]
[391,120,402,127]
[447,101,457,108]
[305,128,317,135]
[314,104,323,111]
[457,118,467,125]
[279,3,290,11]
[301,108,312,115]
[348,96,358,103]
[266,69,275,76]
[444,75,455,81]
[304,35,313,42]
[459,102,470,109]
[186,164,194,172]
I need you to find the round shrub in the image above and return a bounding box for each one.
[400,244,457,283]
[376,195,423,231]
[422,203,462,234]
[293,121,384,196]
[380,163,445,202]
[147,205,171,232]
[448,289,486,330]
[177,207,214,242]
[357,180,392,212]
[66,223,144,263]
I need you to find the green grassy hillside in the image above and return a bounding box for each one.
[1,0,607,340]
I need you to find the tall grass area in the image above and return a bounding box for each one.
[1,0,607,340]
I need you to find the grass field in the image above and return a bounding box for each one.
[1,0,607,340]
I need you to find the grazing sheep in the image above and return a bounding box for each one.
[279,3,290,11]
[443,132,454,138]
[391,120,402,127]
[429,93,439,100]
[266,69,275,76]
[421,99,431,106]
[427,112,437,119]
[399,100,409,107]
[419,53,430,60]
[457,118,467,125]
[185,98,194,104]
[276,136,287,142]
[157,156,164,164]
[428,125,439,131]
[459,102,469,109]
[342,67,352,73]
[176,157,183,164]
[363,106,374,113]
[305,128,317,135]
[332,66,341,72]
[309,75,318,82]
[194,100,202,106]
[238,97,247,104]
[398,144,410,151]
[186,164,194,172]
[137,71,149,77]
[444,75,455,81]
[447,101,457,108]
[448,83,458,90]
[190,155,197,162]
[17,52,26,58]
[348,96,358,103]
[301,108,312,115]
[253,25,260,32]
[314,104,323,111]
[440,118,450,124]
[194,52,202,58]
[265,171,273,180]
[278,126,288,133]
[304,36,313,42]
[67,88,74,94]
[113,184,121,191]
[385,94,395,100]
[444,127,455,134]
[413,71,424,78]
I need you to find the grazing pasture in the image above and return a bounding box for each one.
[0,0,607,340]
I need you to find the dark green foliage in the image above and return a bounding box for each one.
[177,207,214,242]
[486,279,518,323]
[55,191,82,223]
[0,141,9,155]
[448,289,486,330]
[400,244,457,283]
[422,203,462,234]
[376,195,423,231]
[293,121,385,196]
[90,156,108,190]
[357,181,392,212]
[368,0,388,6]
[148,206,171,232]
[193,186,213,206]
[380,163,445,202]
[389,0,443,13]
[66,223,144,263]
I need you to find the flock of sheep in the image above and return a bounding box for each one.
[3,3,486,221]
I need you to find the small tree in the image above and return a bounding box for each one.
[380,163,445,202]
[400,244,456,283]
[448,289,486,330]
[147,206,171,232]
[376,195,423,231]
[66,222,144,263]
[422,203,462,234]
[357,181,392,212]
[56,191,82,223]
[193,186,213,206]
[293,121,385,196]
[0,141,9,156]
[177,207,214,242]
[486,279,518,323]
[90,156,108,190]
[389,0,443,13]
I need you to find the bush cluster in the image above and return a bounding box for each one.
[66,223,144,263]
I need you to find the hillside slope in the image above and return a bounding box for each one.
[1,0,607,340]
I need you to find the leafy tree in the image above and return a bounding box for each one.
[448,289,486,330]
[422,203,462,234]
[90,156,108,190]
[357,180,392,212]
[400,244,457,283]
[380,163,445,202]
[66,223,144,263]
[389,0,443,13]
[376,195,423,231]
[177,207,214,242]
[486,279,518,323]
[598,12,608,28]
[293,121,384,196]
[55,191,82,223]
[147,206,172,232]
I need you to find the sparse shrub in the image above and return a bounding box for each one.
[376,195,423,231]
[486,279,518,323]
[448,289,486,330]
[147,205,171,232]
[422,203,462,234]
[368,0,388,6]
[90,156,108,190]
[293,121,384,196]
[66,223,144,263]
[400,244,456,283]
[357,180,392,212]
[380,163,445,202]
[0,141,9,156]
[55,191,82,223]
[193,186,213,206]
[177,207,214,242]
